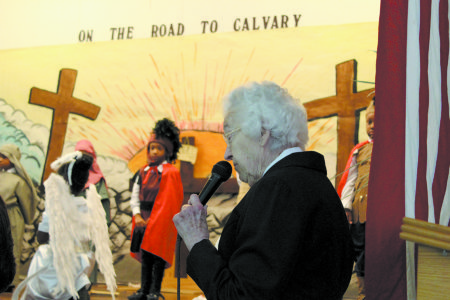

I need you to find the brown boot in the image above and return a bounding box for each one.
[356,276,366,300]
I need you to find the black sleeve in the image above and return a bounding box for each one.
[187,177,307,300]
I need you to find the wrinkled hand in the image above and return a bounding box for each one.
[173,194,210,251]
[135,214,147,228]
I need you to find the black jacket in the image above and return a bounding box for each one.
[188,151,354,300]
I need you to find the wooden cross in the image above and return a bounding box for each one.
[29,69,101,183]
[303,60,374,186]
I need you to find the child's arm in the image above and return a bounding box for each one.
[340,153,358,224]
[130,173,141,216]
[130,172,147,227]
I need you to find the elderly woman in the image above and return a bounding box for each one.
[173,81,354,300]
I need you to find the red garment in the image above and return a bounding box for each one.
[130,163,183,268]
[336,140,370,197]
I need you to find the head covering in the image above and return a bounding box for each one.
[50,151,86,190]
[147,133,173,157]
[75,140,105,189]
[0,144,39,216]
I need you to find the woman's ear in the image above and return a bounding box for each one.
[260,129,270,147]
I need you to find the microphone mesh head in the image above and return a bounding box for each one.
[212,161,233,181]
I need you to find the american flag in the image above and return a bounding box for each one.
[366,0,450,299]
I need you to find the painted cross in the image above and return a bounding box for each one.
[303,59,375,186]
[180,136,239,195]
[29,68,100,183]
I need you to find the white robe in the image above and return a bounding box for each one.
[22,196,95,300]
[12,158,116,300]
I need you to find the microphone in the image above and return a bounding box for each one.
[199,161,233,205]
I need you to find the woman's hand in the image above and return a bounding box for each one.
[173,194,210,251]
[134,214,147,228]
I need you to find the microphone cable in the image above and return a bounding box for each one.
[176,235,182,300]
[175,160,232,300]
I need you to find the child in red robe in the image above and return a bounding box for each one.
[129,118,183,300]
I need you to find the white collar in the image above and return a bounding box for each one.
[144,161,167,173]
[263,147,303,176]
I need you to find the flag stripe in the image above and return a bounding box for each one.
[435,0,449,227]
[405,0,421,220]
[366,0,408,298]
[414,0,431,224]
[405,1,422,297]
[426,0,441,224]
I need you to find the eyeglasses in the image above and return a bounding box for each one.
[223,127,241,145]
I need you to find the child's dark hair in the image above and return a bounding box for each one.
[57,154,93,195]
[151,118,182,163]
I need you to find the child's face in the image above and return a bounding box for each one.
[0,154,13,171]
[366,111,375,139]
[147,142,166,166]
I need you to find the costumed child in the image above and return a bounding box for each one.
[75,139,111,225]
[75,139,111,285]
[12,151,116,300]
[0,144,40,291]
[337,97,375,300]
[128,118,184,300]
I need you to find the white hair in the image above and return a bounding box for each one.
[223,81,309,152]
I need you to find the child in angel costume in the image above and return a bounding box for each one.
[12,151,116,300]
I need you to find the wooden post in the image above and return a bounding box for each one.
[303,60,374,186]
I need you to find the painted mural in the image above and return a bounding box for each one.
[0,0,379,285]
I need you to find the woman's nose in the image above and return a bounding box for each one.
[224,145,232,160]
